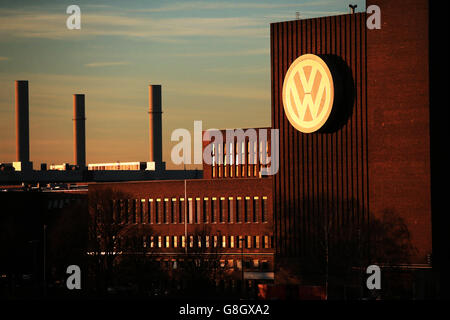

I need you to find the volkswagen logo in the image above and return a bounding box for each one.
[282,54,334,133]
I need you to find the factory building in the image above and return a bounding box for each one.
[1,0,447,299]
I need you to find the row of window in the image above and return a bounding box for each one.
[211,140,270,178]
[156,258,272,271]
[118,234,274,250]
[110,196,269,225]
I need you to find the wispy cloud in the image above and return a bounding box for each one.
[130,1,337,13]
[85,61,130,68]
[205,66,268,75]
[0,56,9,61]
[0,9,268,40]
[170,48,269,57]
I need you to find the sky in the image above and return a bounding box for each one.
[0,0,365,169]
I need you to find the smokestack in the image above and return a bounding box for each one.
[73,94,86,168]
[148,85,162,163]
[15,80,30,163]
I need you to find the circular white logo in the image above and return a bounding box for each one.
[282,54,334,133]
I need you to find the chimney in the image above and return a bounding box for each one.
[148,85,162,164]
[73,94,86,168]
[15,80,30,163]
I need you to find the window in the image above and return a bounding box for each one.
[195,198,201,223]
[236,197,241,222]
[205,235,210,248]
[189,235,194,248]
[181,235,186,248]
[262,197,268,222]
[246,236,251,248]
[179,198,184,223]
[140,199,145,223]
[171,198,176,223]
[158,236,162,248]
[211,198,216,223]
[163,199,168,223]
[150,236,154,248]
[173,235,178,248]
[254,236,260,249]
[124,200,129,224]
[203,198,208,223]
[222,235,226,248]
[133,199,138,223]
[263,235,269,249]
[188,198,193,224]
[165,236,170,248]
[197,235,202,248]
[238,235,243,248]
[148,199,153,223]
[219,197,225,223]
[213,235,218,248]
[155,199,160,223]
[228,197,233,223]
[244,197,250,222]
[253,197,258,223]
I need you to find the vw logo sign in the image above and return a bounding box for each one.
[282,54,334,133]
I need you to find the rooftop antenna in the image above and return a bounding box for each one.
[349,4,357,14]
[295,11,300,20]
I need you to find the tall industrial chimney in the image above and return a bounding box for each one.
[15,80,30,163]
[148,85,162,164]
[73,94,86,168]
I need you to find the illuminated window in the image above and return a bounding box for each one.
[254,236,259,249]
[189,235,194,248]
[188,198,193,224]
[222,235,226,248]
[158,236,162,248]
[173,235,178,248]
[165,236,170,248]
[230,236,234,248]
[262,197,268,222]
[150,236,154,248]
[205,235,210,248]
[213,235,218,248]
[181,235,186,248]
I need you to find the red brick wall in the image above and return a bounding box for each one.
[367,0,431,264]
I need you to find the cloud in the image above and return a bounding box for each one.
[85,61,130,68]
[130,1,337,13]
[0,9,268,40]
[205,66,268,75]
[0,56,9,61]
[170,48,269,57]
